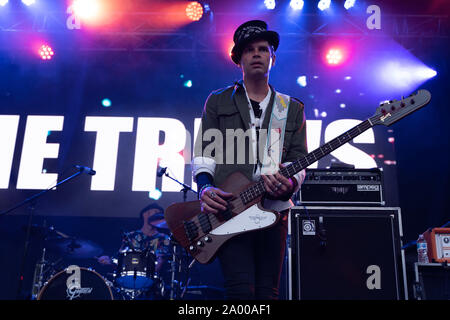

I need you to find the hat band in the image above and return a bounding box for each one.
[236,26,266,43]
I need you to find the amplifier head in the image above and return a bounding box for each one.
[423,228,450,263]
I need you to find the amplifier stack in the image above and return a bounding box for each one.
[284,166,408,300]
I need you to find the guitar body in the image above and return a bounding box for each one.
[164,171,280,264]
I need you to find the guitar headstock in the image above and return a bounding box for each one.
[372,90,431,126]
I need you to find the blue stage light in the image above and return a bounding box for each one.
[184,80,193,88]
[102,98,112,107]
[0,0,8,7]
[318,0,331,11]
[290,0,304,10]
[149,188,162,200]
[296,75,307,87]
[21,0,35,6]
[344,0,355,10]
[264,0,276,10]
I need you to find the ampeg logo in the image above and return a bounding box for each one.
[366,265,381,290]
[302,220,316,236]
[357,185,380,192]
[66,265,93,300]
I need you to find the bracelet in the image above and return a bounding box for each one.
[198,184,213,199]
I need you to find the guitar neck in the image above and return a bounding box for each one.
[239,117,377,205]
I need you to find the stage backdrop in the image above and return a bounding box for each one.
[0,46,402,219]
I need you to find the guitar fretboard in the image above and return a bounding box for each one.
[239,117,376,205]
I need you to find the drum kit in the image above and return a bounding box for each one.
[29,222,192,300]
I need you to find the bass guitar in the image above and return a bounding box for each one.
[164,90,431,264]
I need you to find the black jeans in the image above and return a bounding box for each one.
[217,211,288,300]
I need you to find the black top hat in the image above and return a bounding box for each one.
[230,20,280,65]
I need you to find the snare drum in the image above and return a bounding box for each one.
[37,266,114,300]
[115,250,156,289]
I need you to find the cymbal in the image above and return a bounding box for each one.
[22,224,70,240]
[47,238,103,259]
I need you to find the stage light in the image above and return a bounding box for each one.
[290,0,304,10]
[344,0,355,10]
[314,109,327,118]
[186,1,203,21]
[184,80,193,88]
[335,89,341,93]
[149,188,162,200]
[38,45,54,60]
[72,0,100,21]
[340,103,346,108]
[344,76,352,80]
[296,76,307,87]
[264,0,276,10]
[102,99,112,107]
[0,0,8,7]
[378,61,437,90]
[21,0,35,6]
[318,0,331,11]
[326,48,343,65]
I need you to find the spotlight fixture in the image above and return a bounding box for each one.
[21,0,35,6]
[39,45,54,60]
[290,0,304,10]
[318,0,331,11]
[344,0,356,10]
[186,1,204,21]
[264,0,276,10]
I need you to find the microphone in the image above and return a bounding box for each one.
[157,166,167,177]
[74,165,96,175]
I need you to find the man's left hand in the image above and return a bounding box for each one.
[262,163,296,200]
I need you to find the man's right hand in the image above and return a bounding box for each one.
[200,186,234,214]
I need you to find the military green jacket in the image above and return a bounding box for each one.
[193,81,308,188]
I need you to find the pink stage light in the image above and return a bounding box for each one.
[39,45,54,60]
[326,48,343,65]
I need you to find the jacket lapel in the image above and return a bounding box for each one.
[232,81,251,131]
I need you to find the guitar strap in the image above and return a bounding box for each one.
[260,92,290,175]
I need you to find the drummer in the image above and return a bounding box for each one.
[97,203,170,273]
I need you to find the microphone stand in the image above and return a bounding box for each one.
[159,169,197,299]
[0,168,88,299]
[160,170,197,202]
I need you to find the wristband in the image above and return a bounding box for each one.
[198,184,213,199]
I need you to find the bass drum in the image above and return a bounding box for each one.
[37,266,114,300]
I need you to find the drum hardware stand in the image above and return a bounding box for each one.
[157,166,198,299]
[0,166,94,299]
[30,247,47,300]
[180,259,196,299]
[169,243,178,300]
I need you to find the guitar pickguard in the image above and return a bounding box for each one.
[210,204,277,236]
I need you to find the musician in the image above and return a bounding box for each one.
[97,203,170,274]
[192,20,307,299]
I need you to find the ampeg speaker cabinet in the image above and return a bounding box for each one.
[413,263,450,300]
[288,206,407,300]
